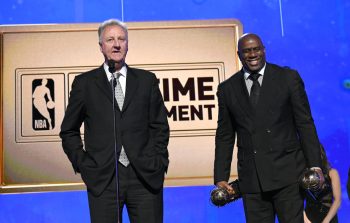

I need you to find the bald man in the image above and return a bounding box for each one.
[214,33,323,223]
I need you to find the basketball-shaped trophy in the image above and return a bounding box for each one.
[300,169,321,191]
[210,179,241,207]
[300,168,329,200]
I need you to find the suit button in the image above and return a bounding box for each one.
[266,129,271,133]
[254,150,257,154]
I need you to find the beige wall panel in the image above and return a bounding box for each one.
[0,20,242,193]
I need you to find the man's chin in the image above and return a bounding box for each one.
[108,58,124,64]
[247,65,262,72]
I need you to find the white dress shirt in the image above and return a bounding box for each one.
[104,63,127,95]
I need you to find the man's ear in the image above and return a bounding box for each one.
[99,42,102,52]
[237,51,242,61]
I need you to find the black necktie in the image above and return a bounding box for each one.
[249,73,261,108]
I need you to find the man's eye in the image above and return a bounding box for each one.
[243,47,261,53]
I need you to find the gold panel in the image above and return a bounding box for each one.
[0,19,242,193]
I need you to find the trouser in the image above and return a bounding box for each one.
[87,163,163,223]
[242,183,303,223]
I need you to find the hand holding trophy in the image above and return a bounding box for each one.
[210,179,242,207]
[300,168,329,200]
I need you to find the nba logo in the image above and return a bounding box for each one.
[32,78,55,130]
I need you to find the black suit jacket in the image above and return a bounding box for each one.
[60,65,169,196]
[214,63,321,193]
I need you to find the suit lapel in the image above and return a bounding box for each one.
[232,64,277,118]
[123,67,139,112]
[231,70,254,118]
[256,63,276,114]
[93,65,114,102]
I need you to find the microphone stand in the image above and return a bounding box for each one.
[109,61,121,223]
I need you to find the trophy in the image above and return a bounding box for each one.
[210,179,242,207]
[300,168,329,200]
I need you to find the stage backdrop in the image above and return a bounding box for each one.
[0,0,349,222]
[0,19,242,193]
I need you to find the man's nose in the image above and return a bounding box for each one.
[248,50,258,57]
[113,40,120,48]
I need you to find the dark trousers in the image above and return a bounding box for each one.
[242,183,304,223]
[87,163,163,223]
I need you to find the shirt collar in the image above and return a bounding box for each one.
[243,63,266,80]
[104,63,127,80]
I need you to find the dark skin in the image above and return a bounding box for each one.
[237,33,266,73]
[216,33,324,193]
[216,33,266,193]
[215,33,267,194]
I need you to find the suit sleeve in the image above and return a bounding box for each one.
[148,74,170,169]
[288,70,321,168]
[214,84,236,184]
[59,76,86,173]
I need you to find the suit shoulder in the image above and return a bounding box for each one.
[268,63,298,75]
[128,66,157,80]
[267,63,305,92]
[74,67,101,81]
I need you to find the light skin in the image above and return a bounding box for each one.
[99,24,128,71]
[323,169,341,223]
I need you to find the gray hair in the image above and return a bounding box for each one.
[98,19,128,44]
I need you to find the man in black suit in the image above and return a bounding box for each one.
[60,19,169,223]
[214,33,324,222]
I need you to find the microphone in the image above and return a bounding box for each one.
[108,59,117,74]
[108,60,117,87]
[108,58,120,222]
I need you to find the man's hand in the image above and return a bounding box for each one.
[216,181,234,195]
